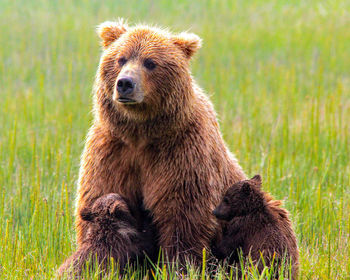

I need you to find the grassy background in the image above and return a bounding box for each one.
[0,0,349,278]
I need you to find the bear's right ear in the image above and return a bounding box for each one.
[80,207,95,222]
[251,174,262,185]
[97,19,128,48]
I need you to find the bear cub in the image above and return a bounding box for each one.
[58,193,158,277]
[212,175,299,279]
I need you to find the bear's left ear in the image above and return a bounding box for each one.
[97,19,128,48]
[172,32,202,59]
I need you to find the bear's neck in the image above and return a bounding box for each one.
[232,204,278,234]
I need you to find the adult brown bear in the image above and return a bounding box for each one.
[76,19,246,263]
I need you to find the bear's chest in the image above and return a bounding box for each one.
[106,142,143,196]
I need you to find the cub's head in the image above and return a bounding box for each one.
[213,175,264,221]
[96,19,201,120]
[80,193,136,229]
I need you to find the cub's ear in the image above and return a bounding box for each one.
[251,174,262,185]
[80,207,95,222]
[172,32,202,59]
[109,200,120,215]
[242,182,252,195]
[109,199,129,216]
[97,19,128,48]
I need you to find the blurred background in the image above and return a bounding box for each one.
[0,0,349,278]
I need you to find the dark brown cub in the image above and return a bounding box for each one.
[212,175,299,279]
[58,193,158,278]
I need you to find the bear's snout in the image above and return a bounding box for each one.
[212,205,230,221]
[117,77,135,100]
[212,207,220,218]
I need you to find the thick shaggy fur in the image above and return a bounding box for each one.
[76,19,246,263]
[58,194,157,277]
[212,175,299,279]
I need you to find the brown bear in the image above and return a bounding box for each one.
[58,193,157,277]
[76,18,246,263]
[212,175,299,279]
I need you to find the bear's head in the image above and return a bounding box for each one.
[80,193,136,230]
[95,19,201,121]
[213,175,264,221]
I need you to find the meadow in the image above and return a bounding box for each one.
[0,0,349,278]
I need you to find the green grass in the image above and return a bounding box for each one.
[1,0,349,278]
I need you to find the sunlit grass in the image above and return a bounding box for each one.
[0,0,349,279]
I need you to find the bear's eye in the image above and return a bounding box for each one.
[118,57,127,67]
[144,58,156,70]
[223,197,229,204]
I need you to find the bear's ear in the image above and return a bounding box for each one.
[109,200,120,215]
[80,207,95,222]
[172,32,202,59]
[97,19,128,48]
[109,200,128,215]
[242,182,252,195]
[251,174,262,185]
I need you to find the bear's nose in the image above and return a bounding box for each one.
[212,208,219,217]
[117,77,135,96]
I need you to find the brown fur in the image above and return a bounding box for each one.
[59,194,157,277]
[76,19,246,263]
[212,175,299,279]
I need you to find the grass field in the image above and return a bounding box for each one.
[1,0,349,278]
